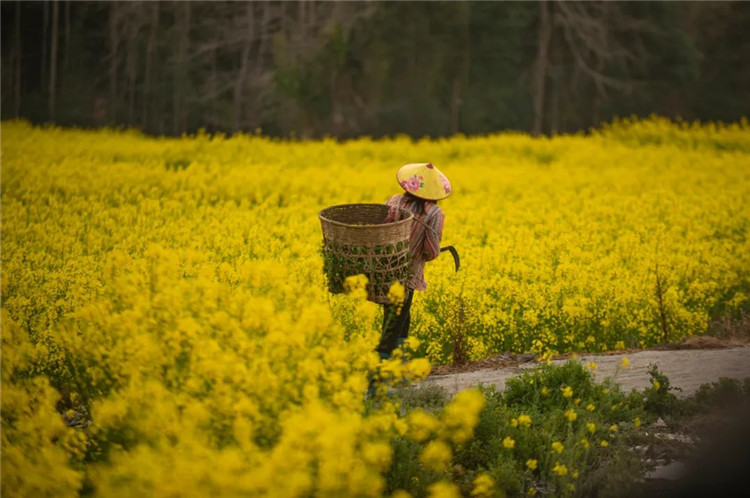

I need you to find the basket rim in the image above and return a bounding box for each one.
[318,203,413,230]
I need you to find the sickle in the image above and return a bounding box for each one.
[440,246,460,272]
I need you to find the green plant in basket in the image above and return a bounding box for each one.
[321,240,412,300]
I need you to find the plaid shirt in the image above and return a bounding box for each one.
[385,194,444,291]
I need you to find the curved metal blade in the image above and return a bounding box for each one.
[440,246,460,272]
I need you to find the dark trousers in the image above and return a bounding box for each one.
[375,288,414,358]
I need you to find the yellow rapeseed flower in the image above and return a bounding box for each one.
[587,422,596,434]
[471,473,495,498]
[404,337,421,351]
[392,491,413,498]
[502,436,515,449]
[552,462,568,476]
[419,440,452,472]
[2,119,746,496]
[564,409,577,422]
[600,440,609,448]
[526,459,538,471]
[343,274,369,300]
[387,282,406,309]
[551,441,564,454]
[442,389,486,444]
[517,414,532,427]
[586,404,596,411]
[406,410,439,442]
[405,358,431,381]
[561,386,573,398]
[428,481,460,498]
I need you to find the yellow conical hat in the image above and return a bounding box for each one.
[396,163,451,201]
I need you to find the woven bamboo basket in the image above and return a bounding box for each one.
[319,203,413,304]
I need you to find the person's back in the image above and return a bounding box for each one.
[385,192,444,291]
[371,162,451,373]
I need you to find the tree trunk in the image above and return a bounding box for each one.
[127,36,136,125]
[13,1,22,117]
[462,1,471,124]
[142,2,159,131]
[49,0,59,121]
[549,35,560,135]
[298,0,306,42]
[109,1,119,124]
[551,74,560,134]
[532,0,552,136]
[308,0,316,36]
[450,73,460,135]
[591,60,605,128]
[63,0,70,74]
[174,1,191,134]
[209,47,217,129]
[41,1,49,96]
[232,3,254,132]
[255,1,270,77]
[450,1,471,135]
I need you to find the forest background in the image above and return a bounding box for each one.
[2,0,748,139]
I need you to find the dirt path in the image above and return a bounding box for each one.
[424,346,750,397]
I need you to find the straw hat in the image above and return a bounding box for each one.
[396,163,452,201]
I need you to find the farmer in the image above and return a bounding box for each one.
[375,162,451,361]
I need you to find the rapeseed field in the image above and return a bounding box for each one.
[1,118,748,496]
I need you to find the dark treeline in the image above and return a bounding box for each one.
[1,1,748,138]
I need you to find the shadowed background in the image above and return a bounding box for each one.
[1,0,748,138]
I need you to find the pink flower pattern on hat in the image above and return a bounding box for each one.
[441,175,451,194]
[405,175,423,192]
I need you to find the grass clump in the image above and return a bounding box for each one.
[388,361,652,497]
[390,359,750,497]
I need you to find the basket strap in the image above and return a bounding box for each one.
[412,205,441,238]
[391,194,441,238]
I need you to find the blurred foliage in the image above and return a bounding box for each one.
[1,1,748,137]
